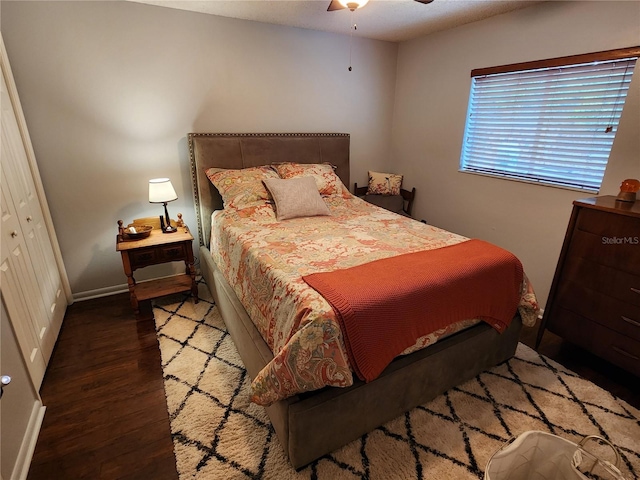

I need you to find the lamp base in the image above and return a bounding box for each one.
[616,191,637,203]
[162,204,178,233]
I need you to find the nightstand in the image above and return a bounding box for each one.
[116,221,198,316]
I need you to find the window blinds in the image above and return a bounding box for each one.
[460,56,637,192]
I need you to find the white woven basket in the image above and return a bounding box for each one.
[484,431,627,480]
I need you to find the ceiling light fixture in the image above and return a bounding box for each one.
[327,0,370,71]
[329,0,433,13]
[338,0,369,11]
[328,0,435,69]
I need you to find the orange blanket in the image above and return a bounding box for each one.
[303,239,523,382]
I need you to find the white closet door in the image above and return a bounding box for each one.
[0,170,47,388]
[0,33,63,479]
[1,73,63,359]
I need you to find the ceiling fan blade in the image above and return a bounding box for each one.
[414,0,435,3]
[327,0,345,11]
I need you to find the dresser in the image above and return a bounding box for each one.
[537,196,640,375]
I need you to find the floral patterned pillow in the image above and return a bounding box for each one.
[273,162,350,198]
[205,166,279,210]
[367,171,403,196]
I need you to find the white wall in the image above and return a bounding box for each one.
[1,1,398,298]
[391,1,640,307]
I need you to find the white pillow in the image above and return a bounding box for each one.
[262,177,331,221]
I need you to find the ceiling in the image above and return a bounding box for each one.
[129,0,543,43]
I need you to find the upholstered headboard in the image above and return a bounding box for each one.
[188,133,351,247]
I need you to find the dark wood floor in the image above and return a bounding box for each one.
[519,322,639,408]
[27,294,639,479]
[27,294,178,480]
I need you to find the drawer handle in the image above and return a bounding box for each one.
[621,316,640,328]
[612,346,639,361]
[632,287,640,295]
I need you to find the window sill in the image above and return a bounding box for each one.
[457,169,600,194]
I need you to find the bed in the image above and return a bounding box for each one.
[188,132,537,469]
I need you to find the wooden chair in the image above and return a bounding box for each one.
[354,183,415,217]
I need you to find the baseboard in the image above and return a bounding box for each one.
[12,402,46,480]
[73,284,128,302]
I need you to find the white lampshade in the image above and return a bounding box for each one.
[149,178,177,203]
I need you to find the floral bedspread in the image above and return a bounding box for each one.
[210,196,539,406]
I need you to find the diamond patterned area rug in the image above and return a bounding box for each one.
[153,282,640,480]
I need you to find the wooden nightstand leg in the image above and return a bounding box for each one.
[190,275,198,303]
[125,272,140,313]
[185,256,198,304]
[129,281,140,314]
[120,252,140,314]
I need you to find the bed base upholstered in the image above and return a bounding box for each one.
[189,133,522,469]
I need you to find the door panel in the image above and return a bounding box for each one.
[1,164,52,365]
[1,151,48,389]
[1,62,63,366]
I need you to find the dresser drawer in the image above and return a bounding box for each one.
[567,228,639,275]
[560,256,640,307]
[159,244,187,262]
[129,244,187,268]
[555,280,640,342]
[548,307,640,376]
[129,248,158,268]
[576,207,640,238]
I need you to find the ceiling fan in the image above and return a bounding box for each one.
[327,0,434,12]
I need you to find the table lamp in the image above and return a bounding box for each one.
[149,178,178,233]
[616,178,639,203]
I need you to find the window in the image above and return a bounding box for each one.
[459,47,639,193]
